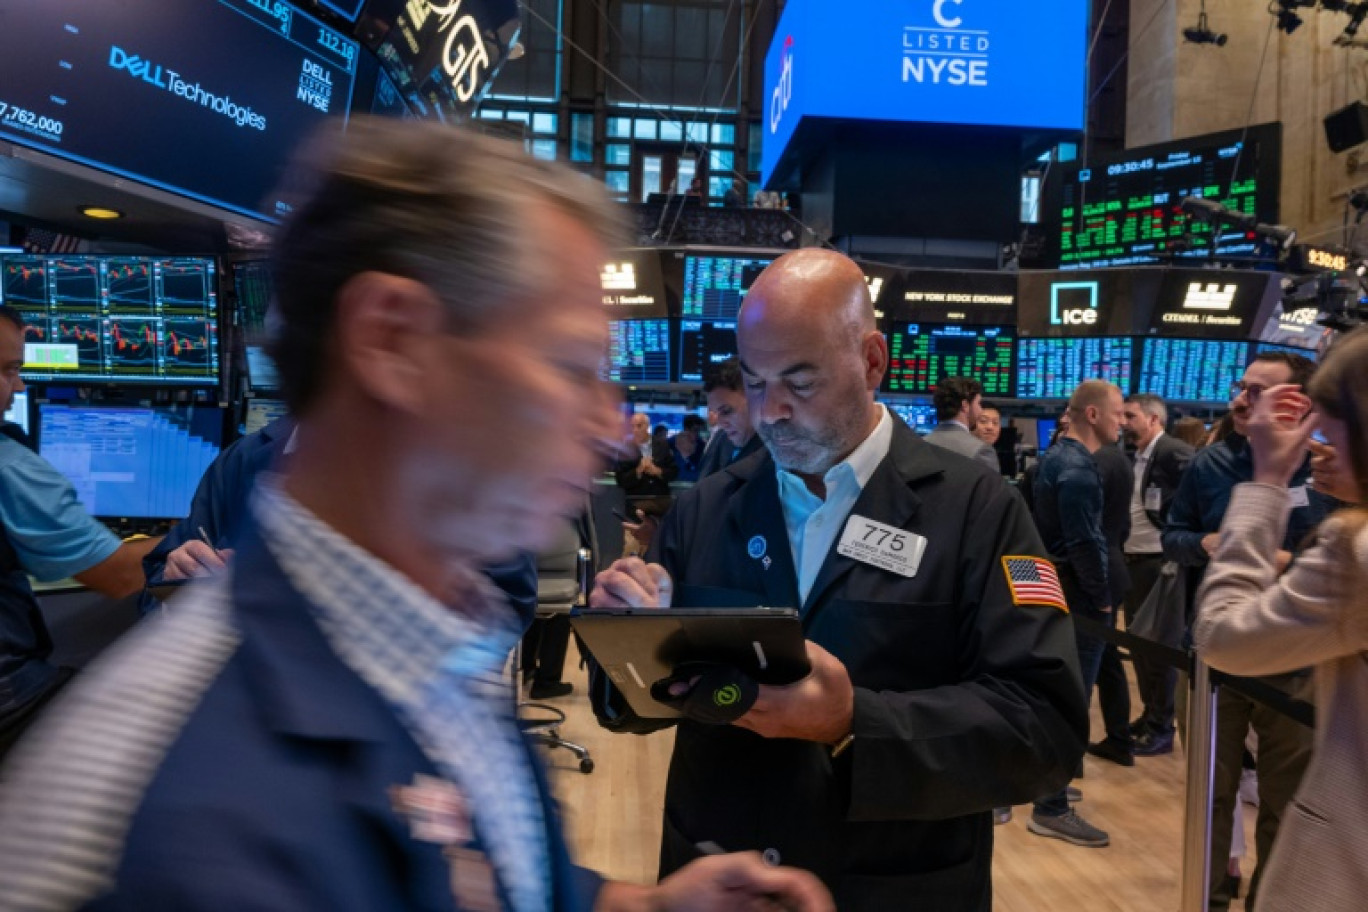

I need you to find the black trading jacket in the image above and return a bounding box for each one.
[646,417,1087,912]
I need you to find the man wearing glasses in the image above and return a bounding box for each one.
[1163,351,1336,911]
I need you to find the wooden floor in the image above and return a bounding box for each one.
[536,661,1259,911]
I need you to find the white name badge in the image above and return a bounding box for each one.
[1144,487,1162,512]
[1288,485,1310,508]
[837,515,928,578]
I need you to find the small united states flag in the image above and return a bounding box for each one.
[1002,556,1068,613]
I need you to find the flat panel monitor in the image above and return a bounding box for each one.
[37,403,223,519]
[245,397,290,435]
[0,0,359,223]
[1044,123,1282,270]
[1016,268,1158,337]
[1149,269,1278,339]
[1136,338,1249,403]
[1257,301,1330,352]
[681,255,773,321]
[1016,337,1134,400]
[884,322,1015,397]
[605,319,671,384]
[1254,341,1319,363]
[886,269,1018,322]
[881,400,937,437]
[678,319,737,384]
[761,0,1087,185]
[1036,418,1059,447]
[232,260,277,390]
[3,254,219,385]
[602,250,668,317]
[3,390,29,436]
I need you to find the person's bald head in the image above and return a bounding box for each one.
[735,249,888,482]
[1066,380,1125,453]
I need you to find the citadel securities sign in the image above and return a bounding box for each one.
[761,0,1087,185]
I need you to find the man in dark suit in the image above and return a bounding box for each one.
[698,357,764,480]
[592,249,1086,911]
[1120,394,1192,754]
[614,412,678,500]
[0,121,830,912]
[1085,440,1136,767]
[925,377,1001,473]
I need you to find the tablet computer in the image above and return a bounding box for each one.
[570,607,810,719]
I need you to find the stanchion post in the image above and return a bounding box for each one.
[1180,657,1219,912]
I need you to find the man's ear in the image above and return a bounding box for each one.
[861,329,889,392]
[332,272,444,415]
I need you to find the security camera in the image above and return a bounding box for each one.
[1183,25,1227,45]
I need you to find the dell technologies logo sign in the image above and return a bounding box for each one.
[903,0,990,87]
[109,45,267,130]
[1050,281,1100,327]
[769,35,794,135]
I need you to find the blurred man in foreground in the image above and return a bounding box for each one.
[0,121,830,912]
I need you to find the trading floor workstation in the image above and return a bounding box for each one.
[0,2,1363,911]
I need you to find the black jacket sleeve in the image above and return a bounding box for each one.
[844,477,1089,819]
[1162,461,1212,567]
[1056,464,1111,612]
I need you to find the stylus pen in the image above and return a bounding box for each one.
[197,526,218,553]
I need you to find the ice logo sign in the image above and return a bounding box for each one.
[903,0,990,87]
[769,36,794,135]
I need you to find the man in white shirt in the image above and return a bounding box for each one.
[1121,393,1193,755]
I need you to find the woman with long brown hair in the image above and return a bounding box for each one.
[1194,325,1368,910]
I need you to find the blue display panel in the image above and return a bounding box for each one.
[1016,337,1133,400]
[1254,341,1319,363]
[0,0,358,223]
[884,322,1014,397]
[681,255,773,320]
[1136,338,1249,403]
[3,254,218,385]
[37,404,222,519]
[232,260,278,390]
[678,319,737,384]
[605,319,671,384]
[881,399,938,436]
[762,0,1087,184]
[3,390,29,436]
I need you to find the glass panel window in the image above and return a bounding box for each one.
[532,139,558,161]
[605,144,632,166]
[605,170,629,194]
[686,121,710,144]
[505,110,531,125]
[677,157,697,192]
[641,155,663,201]
[711,123,735,145]
[634,119,657,140]
[748,122,762,171]
[659,120,683,142]
[532,112,557,135]
[709,176,731,200]
[607,117,632,138]
[570,113,593,163]
[479,109,504,120]
[709,150,734,173]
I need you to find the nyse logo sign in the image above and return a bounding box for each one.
[770,36,794,135]
[903,0,989,87]
[1183,282,1238,311]
[1050,281,1099,327]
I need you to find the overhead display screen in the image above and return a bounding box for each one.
[38,404,222,519]
[678,319,737,384]
[884,268,1018,324]
[0,0,358,223]
[1136,338,1248,403]
[762,0,1087,184]
[1148,269,1276,339]
[602,250,667,316]
[605,319,671,384]
[1016,337,1133,400]
[3,254,219,385]
[1045,124,1282,270]
[884,322,1014,397]
[681,255,773,320]
[1017,268,1163,338]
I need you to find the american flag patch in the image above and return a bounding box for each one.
[1002,556,1068,612]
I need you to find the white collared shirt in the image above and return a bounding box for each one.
[777,405,894,604]
[1126,431,1164,555]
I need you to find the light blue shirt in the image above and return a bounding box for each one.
[776,405,894,604]
[0,437,120,581]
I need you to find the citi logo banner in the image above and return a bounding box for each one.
[903,0,990,87]
[1183,282,1237,311]
[770,36,794,134]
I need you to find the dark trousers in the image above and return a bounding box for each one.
[1123,553,1176,735]
[1093,642,1132,744]
[1035,571,1110,816]
[1206,673,1314,911]
[521,614,570,685]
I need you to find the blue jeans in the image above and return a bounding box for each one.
[1034,604,1110,817]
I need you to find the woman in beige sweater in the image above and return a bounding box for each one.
[1194,325,1368,911]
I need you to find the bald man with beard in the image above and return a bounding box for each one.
[592,249,1087,912]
